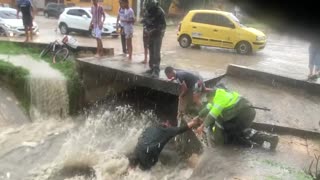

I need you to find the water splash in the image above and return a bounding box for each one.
[28,106,193,180]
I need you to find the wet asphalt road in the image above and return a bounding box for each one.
[0,15,314,82]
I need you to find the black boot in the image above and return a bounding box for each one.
[249,130,279,150]
[151,69,159,78]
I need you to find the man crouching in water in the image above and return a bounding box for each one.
[127,119,199,170]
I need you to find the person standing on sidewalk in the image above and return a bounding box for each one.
[116,0,127,54]
[121,0,135,61]
[91,0,105,57]
[142,0,166,78]
[17,0,34,42]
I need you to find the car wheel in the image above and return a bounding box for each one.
[236,41,252,55]
[59,23,69,35]
[179,35,191,48]
[44,12,49,18]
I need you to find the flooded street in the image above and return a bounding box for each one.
[0,15,314,81]
[0,14,319,180]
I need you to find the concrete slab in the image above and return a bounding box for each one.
[220,66,320,134]
[76,54,220,96]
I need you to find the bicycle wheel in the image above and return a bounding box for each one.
[40,43,53,58]
[53,48,69,63]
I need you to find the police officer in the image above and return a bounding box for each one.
[193,83,279,150]
[142,0,166,78]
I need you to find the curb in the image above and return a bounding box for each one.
[227,64,320,96]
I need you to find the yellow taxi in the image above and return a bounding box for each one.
[177,10,266,54]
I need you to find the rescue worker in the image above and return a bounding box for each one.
[193,83,279,150]
[165,66,204,115]
[128,119,199,170]
[142,0,166,78]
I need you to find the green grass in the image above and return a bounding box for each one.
[0,42,41,59]
[0,41,83,115]
[261,159,313,180]
[0,60,30,113]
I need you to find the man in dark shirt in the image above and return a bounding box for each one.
[142,0,166,78]
[17,0,33,42]
[128,119,199,170]
[165,66,204,115]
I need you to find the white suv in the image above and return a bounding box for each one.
[58,7,118,38]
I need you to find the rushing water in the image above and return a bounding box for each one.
[27,105,194,180]
[0,54,318,180]
[0,54,69,120]
[28,76,69,120]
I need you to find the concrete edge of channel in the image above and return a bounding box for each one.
[226,64,320,96]
[252,122,320,138]
[226,64,320,137]
[76,59,181,95]
[0,40,114,56]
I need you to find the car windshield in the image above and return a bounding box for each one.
[228,13,245,27]
[0,10,21,19]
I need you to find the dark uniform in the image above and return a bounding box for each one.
[132,124,190,170]
[142,0,166,78]
[17,0,33,28]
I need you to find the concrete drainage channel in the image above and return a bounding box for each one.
[0,40,319,179]
[76,54,320,179]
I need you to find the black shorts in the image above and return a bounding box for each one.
[23,16,33,27]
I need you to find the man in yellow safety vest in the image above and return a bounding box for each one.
[192,83,279,150]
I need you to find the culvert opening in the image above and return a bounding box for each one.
[93,86,180,125]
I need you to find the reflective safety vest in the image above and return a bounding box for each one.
[207,88,240,121]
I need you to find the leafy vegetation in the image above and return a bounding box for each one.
[0,60,30,112]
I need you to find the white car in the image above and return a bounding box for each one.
[58,7,118,38]
[0,7,39,37]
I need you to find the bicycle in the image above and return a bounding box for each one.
[40,35,77,63]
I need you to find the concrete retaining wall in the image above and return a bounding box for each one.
[227,64,320,96]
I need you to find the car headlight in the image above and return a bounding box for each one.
[256,36,266,41]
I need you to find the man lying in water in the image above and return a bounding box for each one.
[127,119,199,170]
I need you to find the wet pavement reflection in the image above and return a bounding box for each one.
[0,16,317,83]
